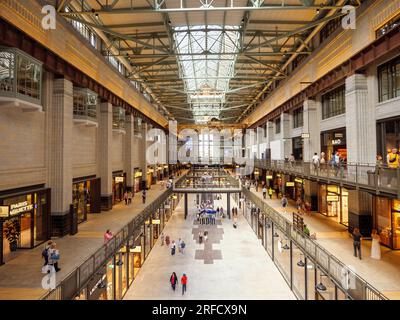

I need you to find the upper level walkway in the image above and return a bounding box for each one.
[254,159,400,197]
[0,172,186,300]
[247,186,400,300]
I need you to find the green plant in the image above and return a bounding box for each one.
[4,219,21,245]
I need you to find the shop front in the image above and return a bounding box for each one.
[294,178,304,202]
[72,176,101,224]
[0,186,51,265]
[112,172,126,204]
[156,166,163,181]
[292,136,303,161]
[320,128,347,162]
[318,184,349,226]
[374,197,400,249]
[146,168,154,190]
[273,173,283,197]
[377,116,400,162]
[134,169,142,193]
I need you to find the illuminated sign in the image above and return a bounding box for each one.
[301,133,310,139]
[115,177,124,183]
[0,206,9,218]
[295,178,303,184]
[286,182,295,187]
[393,200,400,212]
[327,195,339,202]
[332,139,342,145]
[148,169,154,173]
[266,175,273,179]
[134,171,142,178]
[10,201,34,216]
[152,219,161,225]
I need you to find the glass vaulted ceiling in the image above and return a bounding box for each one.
[173,25,241,123]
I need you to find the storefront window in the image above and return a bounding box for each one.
[392,200,400,249]
[378,56,400,102]
[320,128,347,162]
[105,258,115,300]
[319,185,348,226]
[377,117,400,161]
[73,181,91,224]
[113,174,125,204]
[292,137,303,160]
[293,107,303,128]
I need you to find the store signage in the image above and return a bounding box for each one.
[301,133,310,139]
[276,174,281,177]
[0,206,9,217]
[295,178,303,184]
[134,172,142,178]
[327,195,339,202]
[266,175,273,179]
[334,133,343,138]
[164,165,168,169]
[332,139,342,145]
[9,201,34,216]
[152,219,161,225]
[131,246,141,253]
[392,200,400,212]
[148,169,154,173]
[286,182,295,187]
[164,205,171,209]
[115,177,124,183]
[157,167,163,170]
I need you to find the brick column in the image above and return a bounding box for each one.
[125,113,134,192]
[303,99,320,162]
[48,78,73,237]
[345,73,376,164]
[99,102,113,210]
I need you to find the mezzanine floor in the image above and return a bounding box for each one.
[123,194,295,300]
[0,173,185,300]
[249,188,400,300]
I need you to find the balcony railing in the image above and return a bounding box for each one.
[254,159,400,196]
[0,46,42,108]
[242,187,389,301]
[73,87,98,125]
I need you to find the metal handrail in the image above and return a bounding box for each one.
[242,187,389,301]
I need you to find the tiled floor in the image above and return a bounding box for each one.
[123,194,295,300]
[0,173,186,300]
[250,188,400,299]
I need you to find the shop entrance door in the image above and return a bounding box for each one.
[18,212,32,248]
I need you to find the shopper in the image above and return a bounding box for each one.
[171,240,176,256]
[296,198,302,214]
[124,191,128,205]
[387,148,399,187]
[198,232,203,244]
[262,186,267,199]
[181,273,188,295]
[128,191,133,204]
[165,235,170,246]
[48,243,61,272]
[180,240,186,254]
[370,229,381,260]
[42,240,53,267]
[281,195,288,213]
[170,272,178,291]
[268,187,273,200]
[312,152,320,173]
[203,230,208,242]
[142,190,146,204]
[352,228,362,260]
[178,238,182,253]
[303,224,310,237]
[104,229,113,244]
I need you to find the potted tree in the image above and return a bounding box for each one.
[4,219,20,252]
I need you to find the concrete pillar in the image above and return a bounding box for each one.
[184,193,188,219]
[125,113,134,192]
[281,113,292,159]
[345,73,376,164]
[48,78,73,236]
[141,122,148,189]
[99,101,113,210]
[303,100,320,162]
[227,194,231,219]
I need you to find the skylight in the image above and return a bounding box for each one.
[173,25,241,123]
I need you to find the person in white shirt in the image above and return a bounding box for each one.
[312,152,320,173]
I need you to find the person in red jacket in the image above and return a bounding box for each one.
[181,273,187,295]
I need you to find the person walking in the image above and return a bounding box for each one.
[387,148,399,187]
[165,235,170,246]
[181,273,188,296]
[178,238,182,253]
[203,230,208,242]
[371,229,381,260]
[128,191,133,204]
[268,187,273,200]
[161,233,165,246]
[281,195,288,213]
[142,189,146,204]
[198,232,203,244]
[312,152,320,173]
[352,228,362,260]
[48,242,61,272]
[170,272,178,291]
[42,240,53,267]
[171,240,176,256]
[262,186,267,199]
[296,198,302,214]
[124,191,128,205]
[180,240,186,254]
[104,229,113,244]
